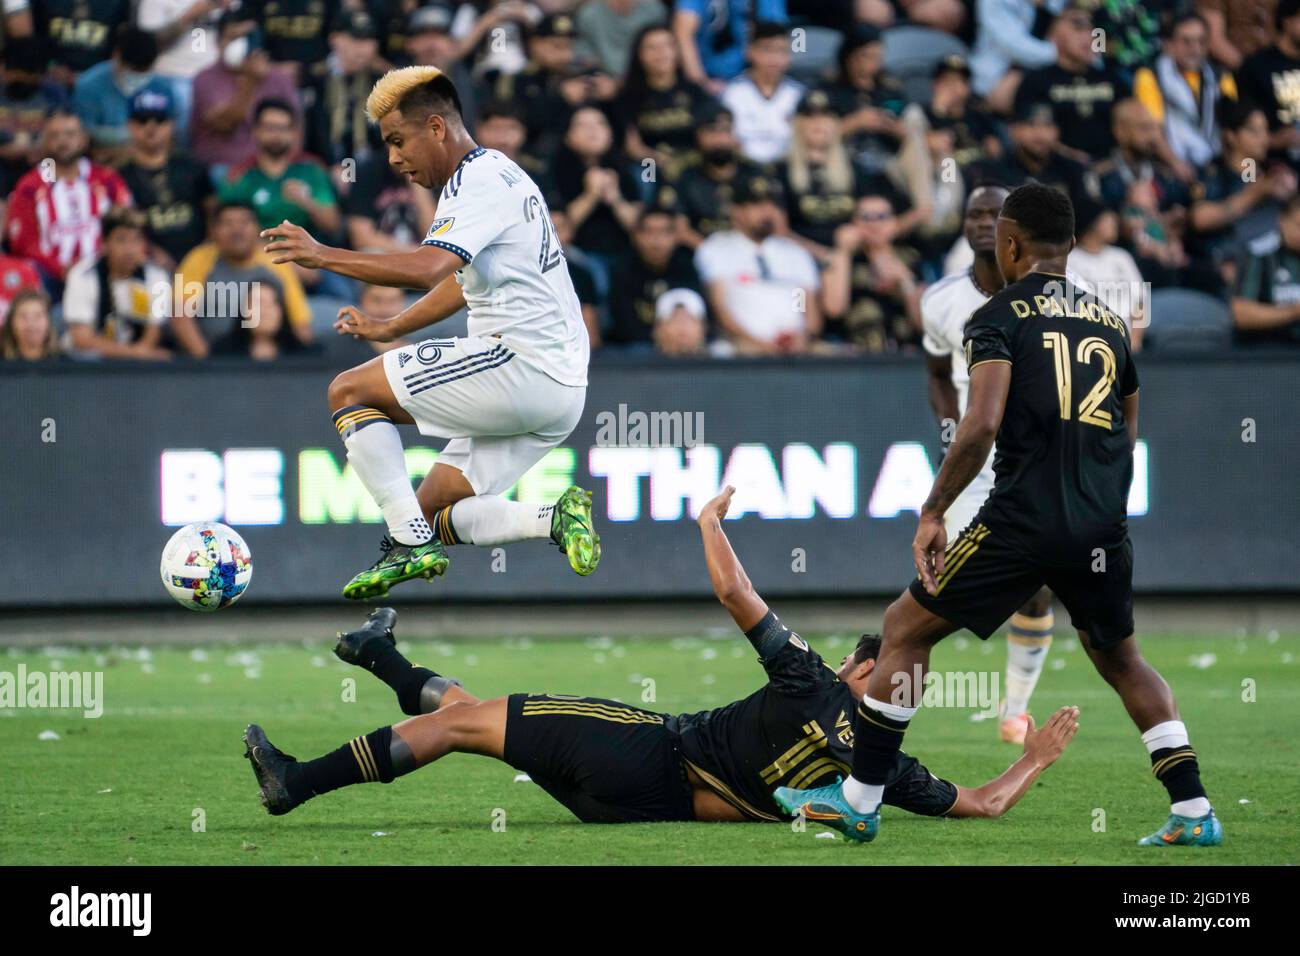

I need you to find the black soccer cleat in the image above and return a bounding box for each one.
[243,724,302,816]
[333,607,398,669]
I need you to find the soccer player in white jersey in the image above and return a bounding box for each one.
[920,185,1053,745]
[260,66,599,599]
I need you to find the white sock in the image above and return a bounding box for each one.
[1002,611,1053,717]
[336,411,430,546]
[449,495,555,547]
[1140,720,1189,753]
[1171,797,1212,818]
[842,775,884,815]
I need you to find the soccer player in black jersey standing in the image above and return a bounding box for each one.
[776,183,1221,847]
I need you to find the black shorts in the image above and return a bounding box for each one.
[502,694,695,824]
[909,523,1135,649]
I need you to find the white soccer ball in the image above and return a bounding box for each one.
[160,522,253,612]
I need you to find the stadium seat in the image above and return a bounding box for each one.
[882,26,970,102]
[788,26,842,84]
[1145,288,1233,351]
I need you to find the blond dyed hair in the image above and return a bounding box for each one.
[365,65,445,122]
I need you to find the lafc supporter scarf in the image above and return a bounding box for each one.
[1155,53,1218,168]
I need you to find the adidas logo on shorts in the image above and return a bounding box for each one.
[398,353,412,368]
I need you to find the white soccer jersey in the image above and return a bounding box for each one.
[921,269,990,418]
[721,75,805,164]
[421,147,589,387]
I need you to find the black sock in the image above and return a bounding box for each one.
[287,726,397,802]
[1151,745,1206,805]
[397,667,439,716]
[852,700,911,785]
[362,640,444,716]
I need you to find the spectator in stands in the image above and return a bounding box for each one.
[694,172,821,354]
[1239,0,1300,169]
[482,13,616,168]
[550,208,603,347]
[172,201,314,358]
[823,193,922,352]
[354,282,411,354]
[0,43,68,197]
[652,286,710,355]
[973,99,1093,215]
[0,253,42,318]
[672,0,788,90]
[215,278,316,359]
[72,25,171,165]
[405,5,479,127]
[817,24,906,174]
[576,0,667,78]
[925,54,1002,175]
[30,0,136,83]
[1230,193,1300,345]
[607,207,704,347]
[1092,100,1192,286]
[780,89,911,261]
[119,87,215,271]
[1188,99,1295,291]
[306,9,387,169]
[192,14,302,183]
[1090,0,1178,73]
[721,20,803,165]
[1068,199,1147,349]
[62,207,172,361]
[617,23,714,181]
[0,288,59,361]
[1014,4,1133,164]
[137,0,225,141]
[970,0,1070,114]
[6,109,132,290]
[1197,0,1276,71]
[253,0,335,96]
[221,98,344,294]
[553,104,642,264]
[1134,11,1239,170]
[650,100,765,247]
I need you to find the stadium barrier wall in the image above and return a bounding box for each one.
[2,353,1298,608]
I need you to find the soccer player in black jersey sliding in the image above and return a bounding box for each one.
[243,486,1080,827]
[775,183,1221,847]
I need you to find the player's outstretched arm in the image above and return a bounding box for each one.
[697,486,769,632]
[947,706,1080,818]
[914,359,1010,593]
[261,220,464,291]
[335,274,467,343]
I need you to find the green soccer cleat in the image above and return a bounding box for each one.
[551,485,601,576]
[773,782,880,844]
[342,537,449,600]
[1137,810,1223,847]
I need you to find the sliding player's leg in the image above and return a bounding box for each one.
[1049,543,1220,846]
[243,699,507,816]
[334,607,474,715]
[1000,586,1054,744]
[327,357,448,599]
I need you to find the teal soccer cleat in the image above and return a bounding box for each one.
[773,782,880,844]
[1137,810,1223,847]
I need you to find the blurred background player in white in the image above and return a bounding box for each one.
[920,184,1053,745]
[261,66,599,600]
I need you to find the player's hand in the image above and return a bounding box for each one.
[698,485,736,525]
[335,305,397,342]
[261,220,326,268]
[1022,706,1080,769]
[912,511,947,594]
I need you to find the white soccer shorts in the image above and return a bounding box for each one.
[382,335,586,495]
[942,467,996,541]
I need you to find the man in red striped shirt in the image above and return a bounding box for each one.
[6,109,132,288]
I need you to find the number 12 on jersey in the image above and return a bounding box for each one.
[1042,332,1118,428]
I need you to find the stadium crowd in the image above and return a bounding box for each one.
[1,0,1299,363]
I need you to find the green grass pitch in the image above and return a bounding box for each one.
[2,627,1297,865]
